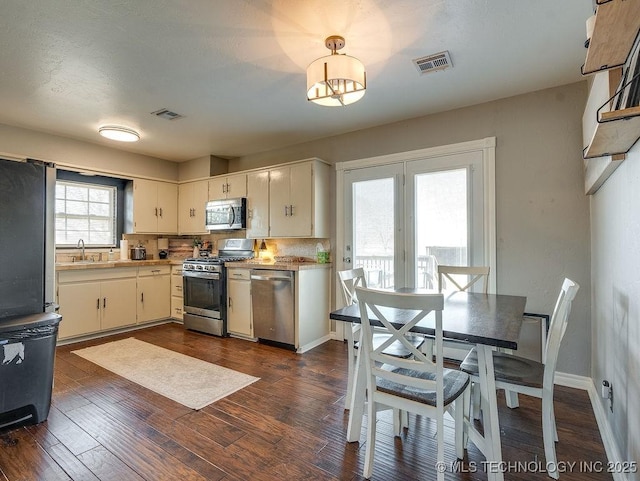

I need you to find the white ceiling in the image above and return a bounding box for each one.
[0,0,593,162]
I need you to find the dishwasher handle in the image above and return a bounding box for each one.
[251,274,292,282]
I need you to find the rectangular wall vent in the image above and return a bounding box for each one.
[151,108,184,121]
[412,51,453,75]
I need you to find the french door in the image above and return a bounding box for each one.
[342,148,487,291]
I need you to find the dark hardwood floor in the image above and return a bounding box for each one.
[0,323,612,481]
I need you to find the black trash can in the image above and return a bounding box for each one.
[0,312,62,429]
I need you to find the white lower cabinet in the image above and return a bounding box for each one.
[170,265,184,320]
[227,268,252,338]
[137,266,171,324]
[57,268,138,340]
[57,265,171,340]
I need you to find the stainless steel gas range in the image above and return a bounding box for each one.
[182,238,254,336]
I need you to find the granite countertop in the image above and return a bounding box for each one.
[56,259,178,271]
[224,260,331,271]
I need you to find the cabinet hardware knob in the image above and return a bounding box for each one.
[103,297,106,308]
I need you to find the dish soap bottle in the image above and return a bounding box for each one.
[108,248,114,261]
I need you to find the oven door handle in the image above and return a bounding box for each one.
[183,271,220,280]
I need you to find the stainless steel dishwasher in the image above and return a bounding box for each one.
[251,270,295,349]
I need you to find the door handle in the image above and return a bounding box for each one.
[103,297,106,309]
[96,298,100,309]
[141,292,144,303]
[159,207,163,217]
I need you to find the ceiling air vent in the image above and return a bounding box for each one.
[151,108,184,121]
[412,51,452,75]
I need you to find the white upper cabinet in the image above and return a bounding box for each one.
[127,179,178,234]
[208,173,247,200]
[246,170,270,239]
[179,180,209,234]
[268,159,329,238]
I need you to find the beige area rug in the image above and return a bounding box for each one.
[71,337,259,410]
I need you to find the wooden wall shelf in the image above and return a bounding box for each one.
[584,106,640,159]
[583,0,640,75]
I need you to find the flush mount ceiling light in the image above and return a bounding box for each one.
[98,126,140,142]
[306,35,366,107]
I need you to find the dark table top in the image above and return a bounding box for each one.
[330,290,527,350]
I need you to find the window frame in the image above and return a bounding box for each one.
[55,170,127,249]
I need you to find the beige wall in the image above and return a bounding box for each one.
[591,142,640,476]
[234,81,592,377]
[0,123,178,181]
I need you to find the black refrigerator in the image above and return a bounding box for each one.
[0,157,61,429]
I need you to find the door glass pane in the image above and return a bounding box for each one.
[353,178,395,289]
[415,168,468,288]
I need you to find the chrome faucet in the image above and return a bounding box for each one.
[77,239,85,261]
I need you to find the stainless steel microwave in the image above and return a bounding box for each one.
[205,197,247,230]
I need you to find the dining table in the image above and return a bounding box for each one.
[329,289,527,481]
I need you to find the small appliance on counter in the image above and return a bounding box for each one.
[130,244,146,260]
[158,238,169,259]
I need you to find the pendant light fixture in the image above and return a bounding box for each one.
[98,125,140,142]
[306,35,366,107]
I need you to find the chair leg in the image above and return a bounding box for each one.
[472,381,481,420]
[345,327,357,410]
[551,402,558,442]
[542,392,559,479]
[462,385,471,450]
[437,407,445,481]
[454,394,466,459]
[363,399,377,479]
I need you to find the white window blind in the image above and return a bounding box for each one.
[55,181,117,247]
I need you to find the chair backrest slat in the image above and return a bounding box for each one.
[338,268,367,306]
[437,265,489,294]
[543,278,579,368]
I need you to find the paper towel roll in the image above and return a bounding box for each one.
[120,239,129,260]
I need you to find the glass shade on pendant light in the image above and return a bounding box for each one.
[307,36,366,107]
[98,125,140,142]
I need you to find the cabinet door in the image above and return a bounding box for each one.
[227,277,252,337]
[288,162,313,237]
[101,277,137,330]
[57,282,101,339]
[226,173,247,198]
[269,167,290,237]
[138,273,171,323]
[156,182,178,233]
[208,177,228,201]
[246,171,270,238]
[178,182,194,234]
[191,180,209,232]
[133,179,160,233]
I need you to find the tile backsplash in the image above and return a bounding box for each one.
[56,233,331,263]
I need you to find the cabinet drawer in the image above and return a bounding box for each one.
[138,265,171,276]
[171,282,183,297]
[58,267,137,283]
[227,269,251,281]
[171,296,183,319]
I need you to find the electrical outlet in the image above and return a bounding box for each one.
[602,380,613,412]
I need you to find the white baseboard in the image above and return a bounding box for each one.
[555,371,629,481]
[586,380,630,481]
[297,334,331,353]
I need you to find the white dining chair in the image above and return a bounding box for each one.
[337,268,425,412]
[459,278,579,479]
[435,265,490,362]
[355,286,470,481]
